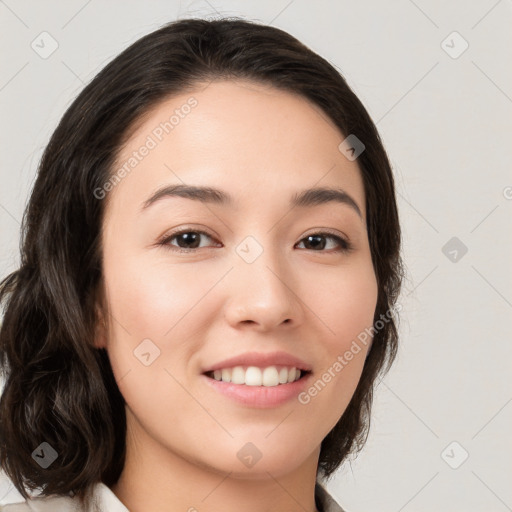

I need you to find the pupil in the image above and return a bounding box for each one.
[180,232,199,248]
[306,235,325,250]
[177,233,328,250]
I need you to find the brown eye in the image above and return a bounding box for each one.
[158,229,352,254]
[160,229,218,252]
[296,233,352,253]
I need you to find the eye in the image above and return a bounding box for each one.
[159,229,219,252]
[157,228,353,254]
[295,231,353,253]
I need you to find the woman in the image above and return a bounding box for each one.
[0,17,403,512]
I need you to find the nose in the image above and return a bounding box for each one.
[223,244,303,332]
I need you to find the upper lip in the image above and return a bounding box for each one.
[202,351,312,373]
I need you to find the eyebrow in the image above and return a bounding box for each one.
[140,184,363,219]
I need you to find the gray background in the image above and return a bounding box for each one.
[1,1,511,511]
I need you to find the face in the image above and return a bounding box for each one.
[96,79,378,480]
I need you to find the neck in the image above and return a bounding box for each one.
[110,410,321,512]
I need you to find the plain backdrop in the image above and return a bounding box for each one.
[1,1,511,511]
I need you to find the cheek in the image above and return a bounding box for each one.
[101,249,231,409]
[103,250,218,337]
[298,258,377,415]
[101,253,213,433]
[307,257,378,350]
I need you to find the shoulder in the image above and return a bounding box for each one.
[315,480,348,512]
[4,482,344,512]
[0,494,82,512]
[0,482,128,512]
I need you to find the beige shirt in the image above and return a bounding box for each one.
[0,481,346,512]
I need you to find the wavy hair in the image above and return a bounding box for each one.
[0,17,404,508]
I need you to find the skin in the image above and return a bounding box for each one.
[94,79,378,512]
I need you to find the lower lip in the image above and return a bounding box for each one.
[201,372,313,408]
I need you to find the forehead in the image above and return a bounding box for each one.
[106,79,365,220]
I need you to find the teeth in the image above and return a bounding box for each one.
[246,366,263,386]
[232,366,245,384]
[211,366,303,386]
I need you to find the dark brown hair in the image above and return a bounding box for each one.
[0,16,403,507]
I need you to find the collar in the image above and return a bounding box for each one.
[4,480,345,512]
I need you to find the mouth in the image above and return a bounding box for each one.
[203,365,312,387]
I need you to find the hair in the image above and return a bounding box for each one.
[0,16,404,508]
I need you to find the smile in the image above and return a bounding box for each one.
[204,365,308,387]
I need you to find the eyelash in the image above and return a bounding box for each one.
[158,228,353,254]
